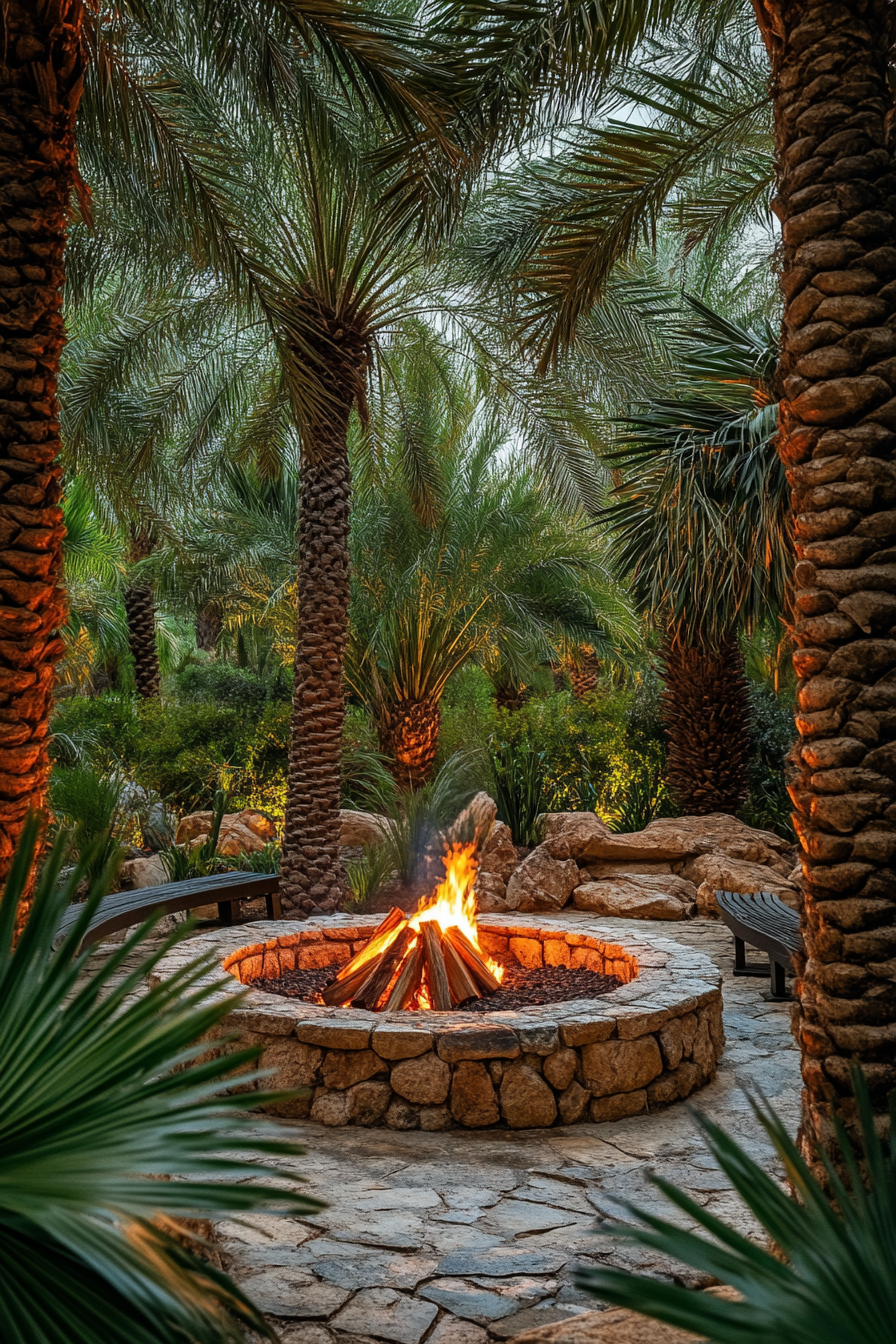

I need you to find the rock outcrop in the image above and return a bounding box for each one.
[175,808,278,858]
[476,810,795,921]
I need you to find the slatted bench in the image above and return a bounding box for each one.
[715,889,804,1002]
[54,870,282,951]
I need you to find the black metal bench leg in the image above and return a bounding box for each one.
[265,890,283,919]
[218,900,234,926]
[733,935,768,977]
[768,958,789,1001]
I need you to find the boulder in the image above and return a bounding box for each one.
[540,812,614,860]
[505,843,580,911]
[474,872,511,913]
[446,791,498,848]
[581,1036,663,1096]
[573,880,691,921]
[175,808,278,857]
[338,810,389,848]
[683,853,799,917]
[118,853,167,890]
[479,820,519,881]
[583,860,673,878]
[574,872,696,919]
[645,814,793,866]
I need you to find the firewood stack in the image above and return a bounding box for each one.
[320,907,501,1011]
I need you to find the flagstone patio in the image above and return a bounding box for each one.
[213,915,799,1343]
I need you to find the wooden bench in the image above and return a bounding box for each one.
[715,889,804,1001]
[54,870,282,951]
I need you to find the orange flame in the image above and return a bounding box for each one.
[410,842,504,983]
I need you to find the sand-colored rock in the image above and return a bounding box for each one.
[449,1060,500,1126]
[557,1080,590,1123]
[540,812,614,860]
[505,843,580,912]
[118,853,167,890]
[479,820,519,881]
[683,853,798,916]
[499,1060,558,1128]
[584,860,673,878]
[447,791,498,848]
[338,809,389,848]
[581,1036,663,1097]
[543,1048,577,1091]
[390,1053,451,1106]
[321,1048,384,1090]
[475,871,511,912]
[573,874,695,920]
[175,808,276,856]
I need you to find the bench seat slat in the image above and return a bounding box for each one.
[55,870,281,950]
[715,889,804,1001]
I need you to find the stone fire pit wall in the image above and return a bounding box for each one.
[157,915,724,1131]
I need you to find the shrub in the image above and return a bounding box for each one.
[742,681,797,839]
[172,660,291,712]
[488,738,552,845]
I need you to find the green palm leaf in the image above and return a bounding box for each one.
[576,1076,896,1344]
[0,818,322,1344]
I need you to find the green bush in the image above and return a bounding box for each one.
[172,660,291,712]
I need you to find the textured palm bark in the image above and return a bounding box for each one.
[660,635,751,815]
[568,649,601,700]
[124,533,159,699]
[762,0,896,1160]
[0,0,84,926]
[195,605,221,654]
[378,697,442,788]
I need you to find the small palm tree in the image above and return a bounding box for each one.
[0,815,322,1341]
[347,407,637,785]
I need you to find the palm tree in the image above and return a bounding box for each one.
[455,0,896,1165]
[347,405,637,785]
[0,0,462,911]
[600,296,789,814]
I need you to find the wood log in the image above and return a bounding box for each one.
[421,922,452,1010]
[330,906,405,983]
[440,931,480,1004]
[443,925,501,994]
[351,924,416,1010]
[382,937,425,1011]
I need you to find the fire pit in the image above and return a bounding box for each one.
[154,855,724,1129]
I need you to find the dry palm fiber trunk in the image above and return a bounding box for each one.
[279,298,370,913]
[0,0,84,929]
[124,531,160,699]
[756,0,896,1165]
[660,634,750,815]
[379,696,441,788]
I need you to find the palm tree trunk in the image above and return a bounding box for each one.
[660,634,750,815]
[125,532,160,699]
[195,605,221,654]
[279,408,354,913]
[0,0,84,924]
[761,0,896,1165]
[378,698,442,789]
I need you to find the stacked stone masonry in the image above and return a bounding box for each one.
[153,916,724,1131]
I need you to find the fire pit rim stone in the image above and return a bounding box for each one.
[151,913,721,1039]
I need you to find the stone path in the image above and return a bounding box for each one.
[210,916,799,1344]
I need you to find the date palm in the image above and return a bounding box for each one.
[0,0,461,920]
[455,0,896,1160]
[347,407,637,785]
[600,296,788,814]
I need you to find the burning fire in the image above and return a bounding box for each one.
[320,842,504,1011]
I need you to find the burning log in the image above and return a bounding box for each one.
[319,907,407,1007]
[421,922,452,1010]
[318,843,505,1012]
[352,924,417,1009]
